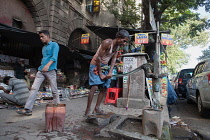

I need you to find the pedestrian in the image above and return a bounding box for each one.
[0,76,29,109]
[14,59,27,80]
[14,59,30,88]
[84,29,130,117]
[17,30,60,116]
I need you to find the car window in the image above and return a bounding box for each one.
[205,61,210,71]
[194,62,205,75]
[180,69,194,76]
[194,65,200,76]
[198,63,205,73]
[202,62,207,72]
[184,72,193,78]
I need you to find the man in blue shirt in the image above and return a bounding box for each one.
[17,30,60,116]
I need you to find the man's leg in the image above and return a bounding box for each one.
[84,85,98,116]
[45,70,60,104]
[0,93,18,105]
[94,88,107,114]
[24,71,45,111]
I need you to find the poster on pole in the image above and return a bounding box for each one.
[81,33,90,44]
[161,34,173,46]
[123,57,137,83]
[167,34,173,46]
[160,76,168,105]
[135,33,148,44]
[146,78,154,106]
[161,33,168,45]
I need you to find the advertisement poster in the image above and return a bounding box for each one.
[161,34,173,46]
[161,76,168,98]
[123,57,137,83]
[146,78,154,106]
[81,33,90,44]
[167,34,173,46]
[135,33,148,44]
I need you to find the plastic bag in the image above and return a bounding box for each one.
[167,79,178,105]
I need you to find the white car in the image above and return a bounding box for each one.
[186,59,210,117]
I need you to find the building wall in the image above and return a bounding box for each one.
[0,0,36,32]
[0,0,118,50]
[0,0,119,87]
[23,0,118,51]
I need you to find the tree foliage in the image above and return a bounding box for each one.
[102,0,141,28]
[145,0,210,72]
[163,45,190,73]
[198,47,210,60]
[102,0,210,72]
[171,19,209,49]
[164,19,209,72]
[146,0,210,34]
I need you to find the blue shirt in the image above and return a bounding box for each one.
[38,41,59,71]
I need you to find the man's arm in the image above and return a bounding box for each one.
[42,43,59,72]
[0,86,10,94]
[96,39,112,80]
[106,48,119,79]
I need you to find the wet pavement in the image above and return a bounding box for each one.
[0,95,143,140]
[169,98,210,140]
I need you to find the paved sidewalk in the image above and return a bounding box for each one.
[0,95,144,140]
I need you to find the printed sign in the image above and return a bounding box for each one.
[161,76,168,97]
[167,34,173,46]
[81,33,90,44]
[146,78,154,106]
[135,33,148,44]
[161,34,173,46]
[123,57,137,83]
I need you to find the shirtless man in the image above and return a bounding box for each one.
[84,30,130,117]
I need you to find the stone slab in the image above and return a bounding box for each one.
[86,112,118,127]
[100,115,158,140]
[116,98,150,109]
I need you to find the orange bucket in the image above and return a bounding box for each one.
[45,104,66,132]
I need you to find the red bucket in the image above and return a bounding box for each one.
[45,104,66,132]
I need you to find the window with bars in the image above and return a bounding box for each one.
[86,0,100,13]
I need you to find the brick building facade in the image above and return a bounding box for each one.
[0,0,119,87]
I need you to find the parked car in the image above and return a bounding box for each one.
[174,68,194,98]
[186,59,210,117]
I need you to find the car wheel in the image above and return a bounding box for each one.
[197,94,207,117]
[186,90,192,104]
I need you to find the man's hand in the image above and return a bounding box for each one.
[100,74,107,80]
[42,65,49,72]
[106,73,112,79]
[0,86,4,90]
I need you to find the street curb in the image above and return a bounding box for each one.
[161,105,173,140]
[192,129,210,140]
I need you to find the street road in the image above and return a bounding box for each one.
[170,98,210,139]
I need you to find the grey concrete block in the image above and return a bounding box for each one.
[86,112,117,127]
[100,115,158,140]
[117,98,150,109]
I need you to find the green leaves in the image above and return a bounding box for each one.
[102,0,141,28]
[198,47,210,61]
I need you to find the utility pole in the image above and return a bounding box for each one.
[153,21,161,109]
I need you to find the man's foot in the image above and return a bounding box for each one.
[16,109,32,116]
[84,109,91,117]
[93,108,107,115]
[8,105,24,110]
[84,114,97,119]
